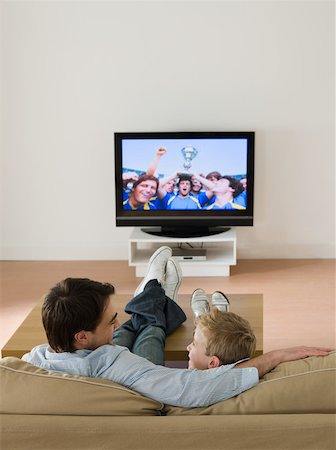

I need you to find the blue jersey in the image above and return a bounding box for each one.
[202,194,216,207]
[167,194,201,210]
[233,191,247,208]
[123,188,130,201]
[153,192,175,210]
[123,198,157,210]
[190,191,210,207]
[205,201,246,210]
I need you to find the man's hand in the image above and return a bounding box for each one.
[122,171,139,182]
[273,346,332,363]
[235,346,333,378]
[156,147,167,156]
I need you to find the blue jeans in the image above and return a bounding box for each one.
[112,280,186,365]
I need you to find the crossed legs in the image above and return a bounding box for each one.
[112,247,186,365]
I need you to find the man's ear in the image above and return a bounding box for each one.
[208,356,221,369]
[74,330,89,348]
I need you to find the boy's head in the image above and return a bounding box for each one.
[187,309,256,370]
[42,278,119,353]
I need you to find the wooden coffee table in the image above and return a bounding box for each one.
[2,294,263,360]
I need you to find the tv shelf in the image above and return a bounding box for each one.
[128,228,237,277]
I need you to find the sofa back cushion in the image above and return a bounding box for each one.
[165,352,336,415]
[0,357,163,416]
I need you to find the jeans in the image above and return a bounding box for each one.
[112,279,186,365]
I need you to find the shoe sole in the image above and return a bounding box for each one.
[134,246,172,296]
[190,288,210,314]
[166,258,182,302]
[211,290,230,309]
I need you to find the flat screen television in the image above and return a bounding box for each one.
[114,131,254,238]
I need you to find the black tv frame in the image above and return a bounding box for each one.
[114,131,254,237]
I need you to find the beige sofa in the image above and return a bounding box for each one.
[1,353,335,450]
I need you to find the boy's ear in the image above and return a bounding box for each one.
[208,356,221,369]
[74,330,89,347]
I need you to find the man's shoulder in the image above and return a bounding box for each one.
[22,343,49,362]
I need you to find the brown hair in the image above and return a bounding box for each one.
[196,309,256,365]
[42,278,114,353]
[221,176,244,198]
[132,174,159,190]
[206,171,221,180]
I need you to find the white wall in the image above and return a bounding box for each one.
[1,1,335,260]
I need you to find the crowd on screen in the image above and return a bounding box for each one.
[122,148,247,211]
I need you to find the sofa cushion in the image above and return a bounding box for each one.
[0,357,163,416]
[165,352,336,415]
[2,414,336,450]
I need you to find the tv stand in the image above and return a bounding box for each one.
[129,228,237,277]
[141,226,231,238]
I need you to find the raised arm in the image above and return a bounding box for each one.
[122,171,138,188]
[234,346,333,378]
[156,172,178,199]
[190,173,214,199]
[147,148,167,176]
[192,173,216,190]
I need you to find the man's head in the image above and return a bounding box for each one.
[129,175,159,208]
[206,171,221,183]
[165,179,176,194]
[177,175,192,197]
[213,176,244,198]
[191,176,202,194]
[187,309,256,370]
[42,278,119,353]
[240,177,247,190]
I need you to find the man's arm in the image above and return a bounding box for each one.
[192,173,215,191]
[122,171,138,187]
[147,148,167,176]
[234,346,333,378]
[156,172,178,199]
[191,173,215,199]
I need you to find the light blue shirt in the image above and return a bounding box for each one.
[22,344,258,408]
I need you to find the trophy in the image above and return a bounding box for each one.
[180,146,198,174]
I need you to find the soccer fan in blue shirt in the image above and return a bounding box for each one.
[123,174,159,210]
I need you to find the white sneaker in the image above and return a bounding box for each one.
[163,258,182,302]
[134,246,172,296]
[190,288,210,317]
[211,291,230,312]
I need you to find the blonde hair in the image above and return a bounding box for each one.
[196,309,256,365]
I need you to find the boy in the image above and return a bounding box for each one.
[187,288,256,369]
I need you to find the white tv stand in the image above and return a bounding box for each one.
[128,228,237,277]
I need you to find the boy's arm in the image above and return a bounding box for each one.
[234,346,333,378]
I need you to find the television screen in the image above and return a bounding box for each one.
[114,132,254,237]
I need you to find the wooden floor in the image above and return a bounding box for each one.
[1,259,335,357]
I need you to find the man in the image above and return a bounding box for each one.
[22,247,332,408]
[160,174,202,210]
[123,174,159,210]
[233,176,247,207]
[196,174,246,210]
[189,176,213,207]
